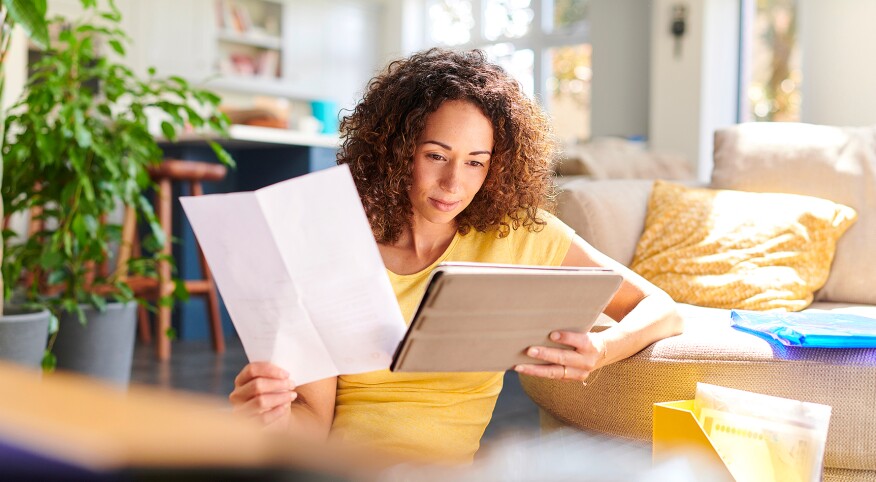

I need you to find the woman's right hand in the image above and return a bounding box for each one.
[229,362,298,430]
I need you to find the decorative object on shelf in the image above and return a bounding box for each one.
[1,0,234,381]
[214,0,282,81]
[311,100,339,134]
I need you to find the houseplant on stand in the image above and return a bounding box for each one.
[1,0,233,385]
[0,0,53,368]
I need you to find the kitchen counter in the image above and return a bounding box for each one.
[171,124,341,149]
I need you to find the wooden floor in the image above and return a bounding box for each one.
[130,334,541,445]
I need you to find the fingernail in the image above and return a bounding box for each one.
[550,332,560,341]
[528,347,539,356]
[514,365,524,372]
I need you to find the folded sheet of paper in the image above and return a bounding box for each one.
[180,165,406,385]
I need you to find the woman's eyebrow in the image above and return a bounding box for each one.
[423,140,491,156]
[423,140,452,150]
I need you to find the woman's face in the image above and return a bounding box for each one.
[408,100,494,228]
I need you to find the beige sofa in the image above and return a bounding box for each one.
[520,123,876,481]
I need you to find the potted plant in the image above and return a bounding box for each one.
[1,0,233,384]
[0,0,53,369]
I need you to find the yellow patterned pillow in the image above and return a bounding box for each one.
[631,181,857,311]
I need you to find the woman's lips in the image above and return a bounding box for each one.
[429,198,460,212]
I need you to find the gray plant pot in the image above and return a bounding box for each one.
[0,305,51,369]
[53,301,137,387]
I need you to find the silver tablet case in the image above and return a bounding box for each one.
[390,262,623,372]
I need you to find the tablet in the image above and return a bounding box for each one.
[390,262,623,372]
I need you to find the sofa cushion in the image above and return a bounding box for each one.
[519,303,876,473]
[557,137,693,180]
[555,179,656,266]
[630,181,856,311]
[712,123,876,305]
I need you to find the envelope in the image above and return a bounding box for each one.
[652,400,735,481]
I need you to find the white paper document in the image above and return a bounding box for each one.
[180,165,406,385]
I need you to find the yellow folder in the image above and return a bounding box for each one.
[652,400,736,481]
[655,398,826,482]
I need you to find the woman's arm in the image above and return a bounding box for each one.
[515,235,682,381]
[230,362,337,438]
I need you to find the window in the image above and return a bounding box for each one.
[743,0,801,122]
[425,0,592,144]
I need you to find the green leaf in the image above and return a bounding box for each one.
[74,305,87,326]
[39,251,63,270]
[100,11,121,23]
[165,326,178,341]
[160,121,176,142]
[47,313,59,335]
[108,39,125,56]
[89,292,108,312]
[74,124,93,148]
[169,76,189,89]
[63,231,73,256]
[209,141,236,168]
[196,90,222,105]
[173,278,189,301]
[41,350,57,372]
[72,214,86,239]
[3,0,49,49]
[47,269,66,286]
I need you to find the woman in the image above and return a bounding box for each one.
[230,48,682,463]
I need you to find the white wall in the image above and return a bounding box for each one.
[799,0,876,126]
[1,28,27,111]
[649,0,739,181]
[650,0,704,174]
[589,0,651,139]
[378,0,426,64]
[284,0,381,109]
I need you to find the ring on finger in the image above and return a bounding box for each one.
[562,365,568,380]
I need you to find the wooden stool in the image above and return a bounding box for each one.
[127,159,228,360]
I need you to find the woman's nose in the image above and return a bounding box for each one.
[439,164,461,193]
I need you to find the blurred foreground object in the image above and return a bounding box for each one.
[0,362,392,480]
[380,428,728,481]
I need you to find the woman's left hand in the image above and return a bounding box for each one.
[514,331,605,383]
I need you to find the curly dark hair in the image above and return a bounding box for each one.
[337,48,558,244]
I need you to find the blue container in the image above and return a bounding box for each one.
[310,100,339,134]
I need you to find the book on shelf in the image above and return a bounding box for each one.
[215,0,252,34]
[218,51,279,79]
[258,50,280,79]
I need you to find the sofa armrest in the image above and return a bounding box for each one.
[556,179,655,266]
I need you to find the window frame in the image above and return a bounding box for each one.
[422,0,591,110]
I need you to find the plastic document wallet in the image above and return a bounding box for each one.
[730,309,876,348]
[653,400,736,481]
[390,262,623,372]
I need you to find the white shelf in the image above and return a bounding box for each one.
[206,76,316,99]
[216,31,282,50]
[227,124,339,148]
[171,125,340,149]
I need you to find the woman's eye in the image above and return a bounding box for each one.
[468,160,485,167]
[429,153,445,161]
